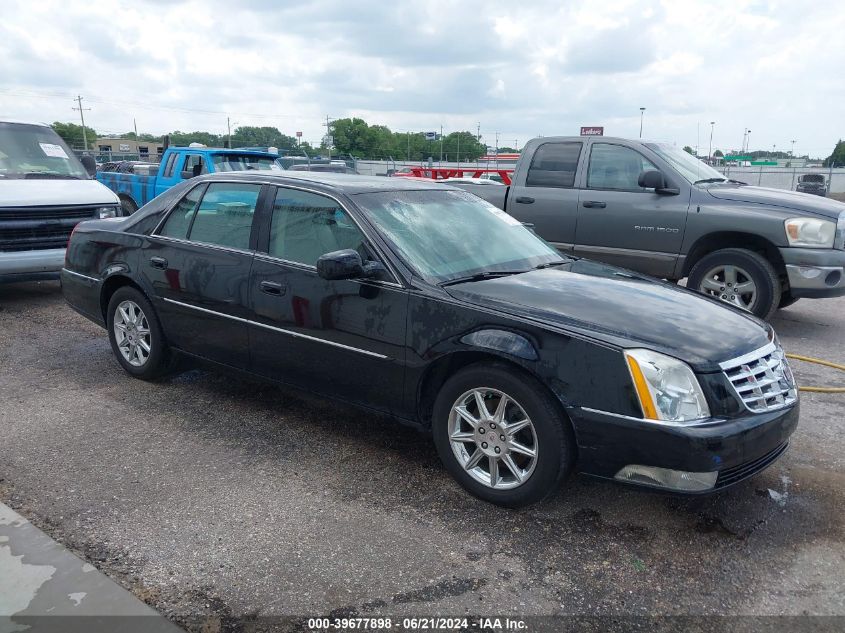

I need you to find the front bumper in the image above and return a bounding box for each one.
[780,247,845,298]
[0,248,66,279]
[571,402,799,493]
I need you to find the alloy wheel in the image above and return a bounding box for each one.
[113,300,152,367]
[698,265,757,311]
[448,388,538,490]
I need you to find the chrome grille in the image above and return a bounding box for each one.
[719,343,797,413]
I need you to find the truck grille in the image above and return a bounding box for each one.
[719,343,797,413]
[0,205,98,252]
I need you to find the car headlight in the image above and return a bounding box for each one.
[97,206,120,219]
[785,217,836,248]
[624,349,710,423]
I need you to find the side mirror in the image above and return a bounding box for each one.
[80,155,97,178]
[638,169,680,195]
[316,249,386,281]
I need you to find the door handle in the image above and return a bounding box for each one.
[514,196,535,204]
[582,200,607,208]
[149,256,168,269]
[260,280,286,296]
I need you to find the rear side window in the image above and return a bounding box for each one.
[187,183,261,250]
[158,186,204,239]
[526,142,582,188]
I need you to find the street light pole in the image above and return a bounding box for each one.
[790,139,796,157]
[708,121,715,161]
[639,107,646,138]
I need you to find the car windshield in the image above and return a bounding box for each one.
[0,122,89,179]
[211,154,282,172]
[802,174,825,182]
[645,142,725,184]
[354,189,562,283]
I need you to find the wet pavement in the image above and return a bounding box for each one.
[1,280,843,630]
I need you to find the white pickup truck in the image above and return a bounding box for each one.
[0,120,120,282]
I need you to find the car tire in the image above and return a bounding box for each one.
[432,363,576,508]
[120,196,138,216]
[106,286,173,380]
[778,291,800,309]
[688,248,781,320]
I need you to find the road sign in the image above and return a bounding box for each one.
[580,126,604,136]
[725,155,751,161]
[296,131,302,138]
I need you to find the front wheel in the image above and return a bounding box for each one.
[106,286,172,380]
[687,248,781,320]
[120,196,138,216]
[432,364,575,507]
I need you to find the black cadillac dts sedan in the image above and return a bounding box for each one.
[62,172,799,507]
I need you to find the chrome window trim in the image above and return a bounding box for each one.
[160,297,390,360]
[148,234,255,257]
[252,253,405,290]
[61,268,100,283]
[267,182,404,287]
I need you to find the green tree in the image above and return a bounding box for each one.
[230,126,297,150]
[683,145,694,154]
[824,140,845,167]
[167,130,224,147]
[713,149,724,157]
[51,121,98,150]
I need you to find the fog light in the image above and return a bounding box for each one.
[797,266,822,279]
[614,465,717,491]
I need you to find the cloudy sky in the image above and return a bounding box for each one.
[1,0,843,157]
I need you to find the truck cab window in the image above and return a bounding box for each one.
[587,144,658,191]
[525,142,582,188]
[182,154,207,179]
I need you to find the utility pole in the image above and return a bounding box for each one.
[72,95,91,150]
[456,133,460,166]
[790,139,796,157]
[407,131,411,161]
[323,116,334,159]
[708,121,715,161]
[439,125,443,164]
[227,116,231,149]
[477,122,481,141]
[639,107,646,138]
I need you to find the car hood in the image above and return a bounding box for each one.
[0,178,119,207]
[445,259,771,372]
[705,184,844,219]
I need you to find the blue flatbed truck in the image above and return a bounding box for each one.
[97,146,282,214]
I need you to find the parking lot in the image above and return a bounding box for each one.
[1,280,844,628]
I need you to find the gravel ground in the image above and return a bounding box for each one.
[1,280,844,629]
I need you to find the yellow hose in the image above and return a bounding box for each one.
[785,353,845,393]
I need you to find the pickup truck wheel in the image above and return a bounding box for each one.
[120,197,137,216]
[688,248,781,320]
[432,363,575,508]
[106,287,171,380]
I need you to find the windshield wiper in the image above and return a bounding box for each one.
[534,259,571,270]
[439,270,527,287]
[22,172,82,180]
[693,177,728,185]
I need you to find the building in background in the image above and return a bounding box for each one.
[94,137,164,161]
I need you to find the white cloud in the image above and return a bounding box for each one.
[0,0,842,156]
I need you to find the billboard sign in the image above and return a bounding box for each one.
[425,131,437,141]
[580,126,604,136]
[296,131,302,138]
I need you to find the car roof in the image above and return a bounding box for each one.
[198,170,455,194]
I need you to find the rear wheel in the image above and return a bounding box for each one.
[106,286,172,379]
[688,248,781,320]
[432,363,575,507]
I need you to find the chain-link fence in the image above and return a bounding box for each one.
[717,165,844,194]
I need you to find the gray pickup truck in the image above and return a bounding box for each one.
[453,136,845,319]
